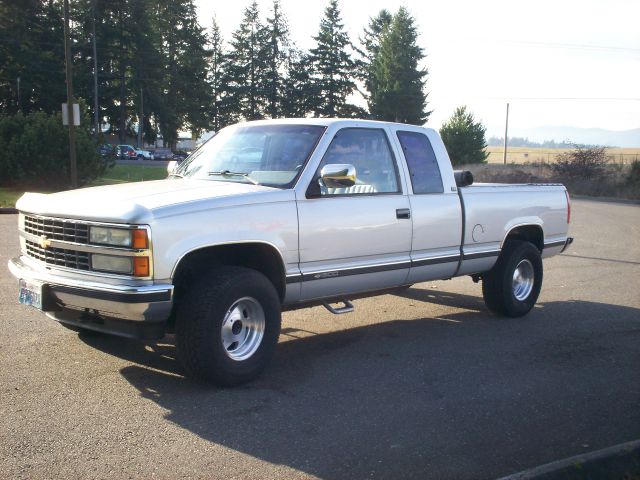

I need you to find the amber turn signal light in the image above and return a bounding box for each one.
[132,229,149,249]
[133,256,150,277]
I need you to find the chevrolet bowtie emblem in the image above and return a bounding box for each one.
[39,235,51,249]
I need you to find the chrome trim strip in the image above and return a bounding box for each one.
[9,256,171,297]
[20,211,144,229]
[20,230,150,256]
[462,250,501,260]
[290,255,461,284]
[544,240,566,249]
[411,254,461,268]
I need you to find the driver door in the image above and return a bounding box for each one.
[296,127,412,300]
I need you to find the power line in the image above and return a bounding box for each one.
[485,97,640,101]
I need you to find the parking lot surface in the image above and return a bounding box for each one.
[1,198,639,479]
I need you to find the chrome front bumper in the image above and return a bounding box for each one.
[8,256,173,337]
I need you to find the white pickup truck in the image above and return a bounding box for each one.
[9,119,573,385]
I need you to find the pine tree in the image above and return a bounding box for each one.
[155,0,212,147]
[368,7,429,125]
[262,0,289,118]
[439,106,489,165]
[359,9,392,102]
[208,17,231,131]
[225,1,267,121]
[0,0,66,115]
[309,0,360,117]
[282,49,313,117]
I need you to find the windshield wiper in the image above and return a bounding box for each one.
[208,170,258,185]
[168,172,184,178]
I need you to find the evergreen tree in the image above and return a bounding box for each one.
[309,0,360,117]
[262,0,289,118]
[439,106,489,166]
[359,9,392,103]
[368,7,429,125]
[155,0,212,147]
[208,17,230,131]
[225,1,267,121]
[0,0,66,115]
[281,49,313,117]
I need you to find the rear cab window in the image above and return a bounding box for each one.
[396,131,444,194]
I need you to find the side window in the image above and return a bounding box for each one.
[318,128,400,195]
[397,131,444,194]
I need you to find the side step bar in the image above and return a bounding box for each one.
[322,299,354,315]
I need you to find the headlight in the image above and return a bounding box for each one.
[89,227,148,249]
[91,254,133,274]
[90,227,132,247]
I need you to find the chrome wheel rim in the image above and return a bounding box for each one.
[221,297,265,361]
[512,259,534,301]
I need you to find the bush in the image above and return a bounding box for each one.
[550,144,609,180]
[0,106,108,189]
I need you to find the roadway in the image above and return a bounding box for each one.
[0,198,638,479]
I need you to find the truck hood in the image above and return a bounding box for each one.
[16,179,293,224]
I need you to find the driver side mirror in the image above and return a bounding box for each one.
[306,163,357,198]
[320,164,356,188]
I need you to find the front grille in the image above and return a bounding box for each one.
[24,215,89,244]
[25,239,90,271]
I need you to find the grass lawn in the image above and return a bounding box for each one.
[1,164,168,208]
[0,187,24,208]
[90,164,167,185]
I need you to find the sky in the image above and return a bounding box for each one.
[194,0,640,139]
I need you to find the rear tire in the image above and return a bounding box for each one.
[482,240,543,317]
[175,266,281,386]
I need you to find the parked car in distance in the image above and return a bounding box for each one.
[172,150,191,161]
[97,144,115,157]
[152,148,173,160]
[116,145,137,160]
[135,148,155,160]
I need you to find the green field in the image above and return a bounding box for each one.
[485,146,640,165]
[0,164,167,209]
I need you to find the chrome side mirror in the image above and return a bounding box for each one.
[320,164,356,188]
[166,160,177,176]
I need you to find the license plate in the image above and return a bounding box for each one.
[18,279,43,311]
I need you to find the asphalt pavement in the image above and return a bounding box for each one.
[1,199,639,479]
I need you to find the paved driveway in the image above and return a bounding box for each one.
[1,199,638,479]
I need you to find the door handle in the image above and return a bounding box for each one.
[396,208,411,219]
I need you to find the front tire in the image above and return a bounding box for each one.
[482,240,543,317]
[175,266,281,386]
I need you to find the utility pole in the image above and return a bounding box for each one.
[503,102,509,165]
[137,88,144,148]
[91,0,99,139]
[16,76,21,112]
[63,0,78,188]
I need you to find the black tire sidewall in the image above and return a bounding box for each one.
[176,267,281,385]
[497,241,543,317]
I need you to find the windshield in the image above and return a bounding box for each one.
[173,124,325,188]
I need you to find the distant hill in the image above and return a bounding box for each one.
[499,126,640,148]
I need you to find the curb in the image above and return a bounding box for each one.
[497,439,640,480]
[0,208,18,214]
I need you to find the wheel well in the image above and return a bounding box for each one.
[503,225,544,251]
[168,243,286,328]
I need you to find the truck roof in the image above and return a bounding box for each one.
[238,117,436,133]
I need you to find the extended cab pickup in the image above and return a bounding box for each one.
[9,119,573,385]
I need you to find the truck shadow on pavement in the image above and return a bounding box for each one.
[79,289,640,480]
